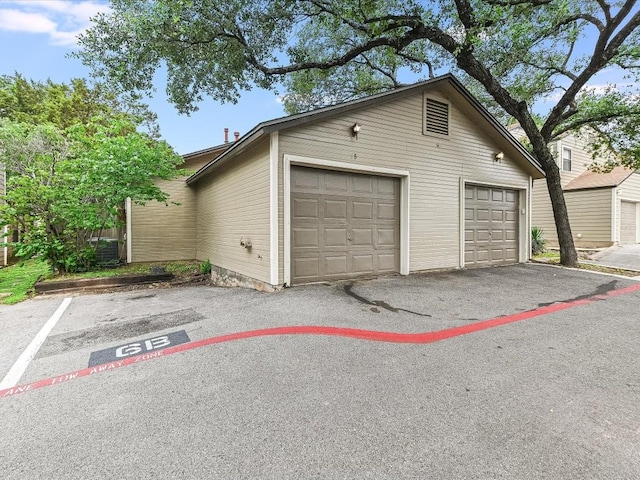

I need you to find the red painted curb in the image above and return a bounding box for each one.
[2,282,639,399]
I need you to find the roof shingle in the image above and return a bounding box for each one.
[563,166,634,191]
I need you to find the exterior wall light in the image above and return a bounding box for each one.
[352,123,362,139]
[494,152,504,162]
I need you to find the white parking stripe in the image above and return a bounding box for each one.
[0,297,72,389]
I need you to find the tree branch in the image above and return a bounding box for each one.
[542,0,640,140]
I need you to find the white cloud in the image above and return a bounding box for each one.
[0,9,57,33]
[581,83,634,95]
[0,1,110,47]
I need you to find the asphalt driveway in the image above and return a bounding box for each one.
[1,264,639,479]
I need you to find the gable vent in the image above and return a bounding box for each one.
[425,98,449,136]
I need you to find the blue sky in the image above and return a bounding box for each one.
[0,0,287,154]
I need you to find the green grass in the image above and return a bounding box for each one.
[0,260,201,304]
[532,251,560,259]
[0,259,52,304]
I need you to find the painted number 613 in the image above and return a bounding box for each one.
[115,336,171,358]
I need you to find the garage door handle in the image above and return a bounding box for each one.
[348,233,352,241]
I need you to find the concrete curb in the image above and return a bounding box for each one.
[34,273,175,294]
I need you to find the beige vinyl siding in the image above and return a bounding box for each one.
[278,90,530,281]
[196,139,271,283]
[616,172,640,243]
[555,134,594,186]
[531,180,559,245]
[131,156,211,262]
[565,189,613,246]
[532,182,613,248]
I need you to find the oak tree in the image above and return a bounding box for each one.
[76,0,640,266]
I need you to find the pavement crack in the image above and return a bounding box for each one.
[343,283,432,317]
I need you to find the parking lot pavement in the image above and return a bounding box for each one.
[1,264,640,479]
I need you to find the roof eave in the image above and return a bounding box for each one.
[186,127,267,185]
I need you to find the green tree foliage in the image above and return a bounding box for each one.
[0,74,159,137]
[0,118,183,273]
[74,0,640,267]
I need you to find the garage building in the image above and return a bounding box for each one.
[129,74,544,290]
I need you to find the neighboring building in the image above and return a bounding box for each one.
[129,74,544,290]
[126,143,230,263]
[511,125,640,248]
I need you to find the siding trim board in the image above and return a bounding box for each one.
[612,188,618,243]
[269,132,279,285]
[283,154,410,286]
[126,197,132,263]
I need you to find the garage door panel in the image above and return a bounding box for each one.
[465,208,474,221]
[377,177,397,195]
[476,249,489,262]
[293,197,319,219]
[378,228,396,246]
[464,229,474,242]
[505,248,517,261]
[352,254,374,273]
[325,172,348,192]
[293,169,320,190]
[377,202,396,220]
[325,256,348,276]
[294,257,320,279]
[325,199,348,219]
[353,176,373,193]
[477,229,491,242]
[325,228,347,247]
[378,253,397,271]
[293,228,319,248]
[477,188,490,201]
[477,209,490,221]
[465,184,519,268]
[353,201,374,219]
[352,228,373,246]
[291,166,400,284]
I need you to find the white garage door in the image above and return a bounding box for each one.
[465,185,519,267]
[620,201,638,244]
[290,166,400,284]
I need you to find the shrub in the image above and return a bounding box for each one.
[531,226,546,255]
[200,259,212,275]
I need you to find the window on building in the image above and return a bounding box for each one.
[562,147,572,172]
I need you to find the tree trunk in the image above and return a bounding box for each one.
[543,159,579,267]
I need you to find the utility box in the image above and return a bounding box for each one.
[91,237,119,265]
